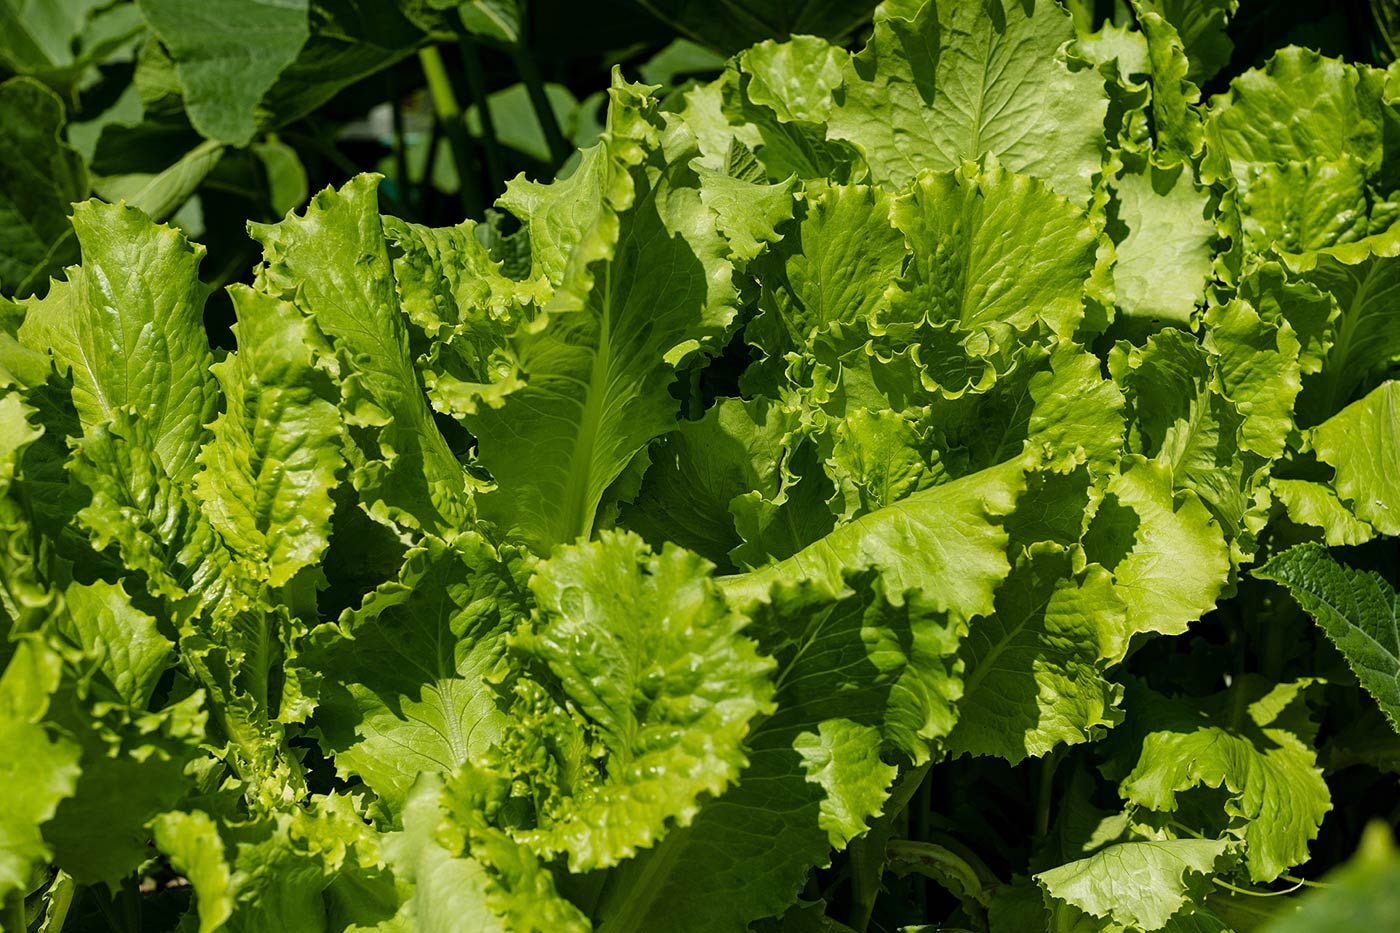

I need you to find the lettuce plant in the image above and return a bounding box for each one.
[3,1,1399,931]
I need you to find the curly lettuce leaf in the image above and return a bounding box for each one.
[194,285,343,587]
[41,686,206,887]
[311,533,526,812]
[506,530,775,869]
[595,570,960,931]
[468,77,742,553]
[250,174,471,536]
[829,0,1108,203]
[0,639,80,903]
[885,157,1099,338]
[1282,230,1400,424]
[619,395,823,570]
[1035,836,1229,932]
[18,199,218,483]
[750,180,902,360]
[1109,157,1215,325]
[1309,381,1400,536]
[1112,330,1265,554]
[720,453,1029,625]
[1117,680,1331,883]
[948,545,1126,763]
[1085,456,1230,641]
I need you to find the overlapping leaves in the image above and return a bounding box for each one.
[5,3,1400,931]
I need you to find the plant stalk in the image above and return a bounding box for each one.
[389,72,414,217]
[418,45,482,217]
[459,36,506,193]
[6,891,27,933]
[507,42,571,166]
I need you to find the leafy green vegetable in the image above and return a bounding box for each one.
[6,3,1400,930]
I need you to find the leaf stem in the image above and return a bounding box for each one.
[459,36,505,195]
[507,42,571,166]
[6,891,27,933]
[847,834,881,933]
[1034,748,1061,842]
[1211,876,1307,897]
[418,45,483,217]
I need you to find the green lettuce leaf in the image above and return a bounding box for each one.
[595,570,959,931]
[471,78,744,552]
[1309,381,1400,536]
[506,530,775,869]
[714,40,866,184]
[150,810,235,933]
[884,157,1099,338]
[194,285,343,587]
[829,0,1108,203]
[18,199,218,483]
[1109,157,1215,326]
[42,686,205,887]
[826,406,943,521]
[1134,0,1237,85]
[0,639,80,903]
[750,180,902,360]
[948,545,1126,763]
[619,396,818,570]
[1035,837,1229,931]
[1205,47,1384,173]
[311,533,526,812]
[1202,297,1302,461]
[1205,49,1385,257]
[1085,456,1230,640]
[67,409,241,614]
[439,766,592,933]
[54,579,172,709]
[1272,478,1376,546]
[1238,155,1370,255]
[1282,229,1400,424]
[250,174,471,537]
[1117,680,1331,883]
[381,214,547,421]
[1111,329,1264,554]
[720,453,1029,625]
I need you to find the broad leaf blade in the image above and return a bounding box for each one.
[19,199,218,483]
[1035,837,1229,931]
[1257,543,1400,734]
[250,174,471,536]
[830,0,1108,202]
[474,78,739,552]
[194,285,343,587]
[137,0,310,147]
[0,77,86,298]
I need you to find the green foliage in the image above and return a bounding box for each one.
[5,1,1400,930]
